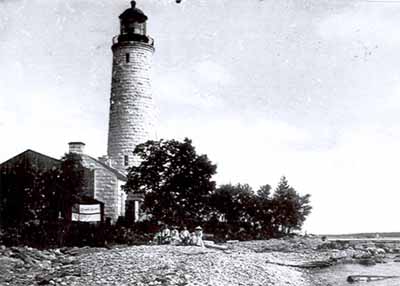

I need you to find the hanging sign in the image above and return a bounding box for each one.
[72,204,101,222]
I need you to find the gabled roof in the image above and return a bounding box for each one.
[0,149,127,181]
[0,149,61,172]
[80,154,127,181]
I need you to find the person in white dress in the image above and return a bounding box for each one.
[190,226,205,247]
[170,226,181,245]
[180,226,191,245]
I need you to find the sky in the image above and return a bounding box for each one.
[1,0,400,234]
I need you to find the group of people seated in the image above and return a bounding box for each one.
[153,225,204,247]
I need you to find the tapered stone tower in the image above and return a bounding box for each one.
[107,1,155,173]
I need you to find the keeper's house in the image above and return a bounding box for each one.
[0,142,142,227]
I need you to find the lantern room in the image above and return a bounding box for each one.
[117,1,153,45]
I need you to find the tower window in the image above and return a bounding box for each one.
[124,155,129,166]
[126,53,130,63]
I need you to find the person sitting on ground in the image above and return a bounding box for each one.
[180,226,191,245]
[170,226,181,245]
[152,231,162,245]
[161,225,171,244]
[190,226,205,247]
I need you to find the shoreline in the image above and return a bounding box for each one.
[2,237,400,285]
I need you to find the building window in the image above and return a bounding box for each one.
[126,53,130,63]
[124,155,129,166]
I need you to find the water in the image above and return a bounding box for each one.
[313,262,400,286]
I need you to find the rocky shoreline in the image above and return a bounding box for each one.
[1,237,400,285]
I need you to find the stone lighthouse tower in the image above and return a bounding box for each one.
[107,1,154,173]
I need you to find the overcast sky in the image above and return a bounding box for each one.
[1,0,400,234]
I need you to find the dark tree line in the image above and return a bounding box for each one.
[125,138,312,239]
[209,178,312,239]
[0,137,312,246]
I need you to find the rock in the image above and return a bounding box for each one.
[354,244,365,251]
[0,256,24,271]
[36,260,52,269]
[374,257,386,264]
[317,242,339,250]
[330,250,348,260]
[340,257,356,264]
[358,258,376,266]
[347,275,400,283]
[11,251,36,266]
[35,275,52,285]
[58,256,76,265]
[354,251,372,259]
[226,240,239,244]
[393,248,400,254]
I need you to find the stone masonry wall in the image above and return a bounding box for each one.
[94,168,119,222]
[80,155,120,222]
[107,42,155,173]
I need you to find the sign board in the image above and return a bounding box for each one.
[72,204,101,222]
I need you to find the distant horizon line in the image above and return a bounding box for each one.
[314,231,400,237]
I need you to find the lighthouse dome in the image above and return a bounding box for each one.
[119,1,148,23]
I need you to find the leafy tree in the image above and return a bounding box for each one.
[271,176,312,235]
[0,159,63,247]
[257,184,271,199]
[24,167,61,225]
[124,138,217,227]
[0,161,60,227]
[57,153,86,220]
[254,184,274,236]
[0,152,87,246]
[211,184,246,224]
[210,183,259,237]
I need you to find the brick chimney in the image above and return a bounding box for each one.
[68,142,85,154]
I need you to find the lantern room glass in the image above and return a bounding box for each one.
[121,21,146,36]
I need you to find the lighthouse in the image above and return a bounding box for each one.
[107,1,155,173]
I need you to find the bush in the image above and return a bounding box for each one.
[0,223,61,249]
[0,221,156,248]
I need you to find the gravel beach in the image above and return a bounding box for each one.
[0,239,324,286]
[2,237,399,286]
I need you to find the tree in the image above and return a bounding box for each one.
[255,184,274,236]
[124,138,217,227]
[51,153,87,247]
[0,152,87,246]
[0,160,60,227]
[57,153,86,220]
[271,176,312,235]
[0,159,63,246]
[210,183,260,239]
[213,184,257,224]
